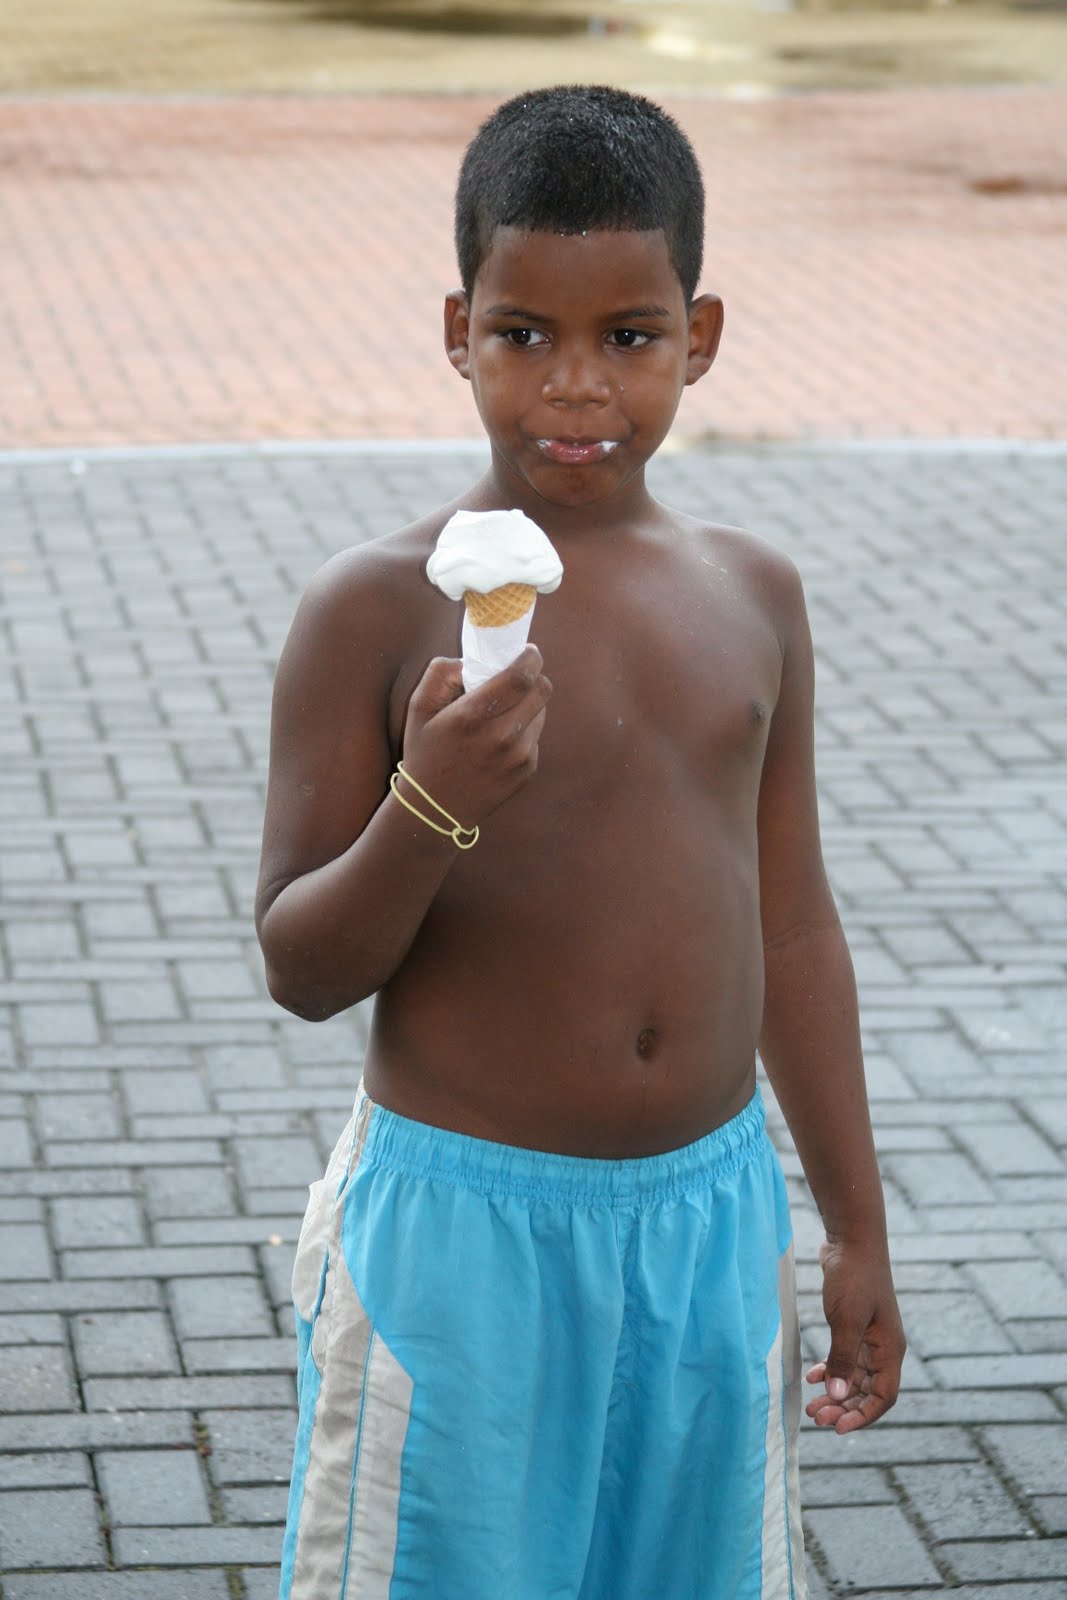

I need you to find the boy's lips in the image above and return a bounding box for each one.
[536,438,620,466]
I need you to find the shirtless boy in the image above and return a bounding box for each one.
[258,85,904,1600]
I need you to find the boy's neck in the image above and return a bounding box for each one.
[472,457,660,542]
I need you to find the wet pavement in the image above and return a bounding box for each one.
[1,0,1066,1593]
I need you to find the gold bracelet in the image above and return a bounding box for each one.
[389,761,479,850]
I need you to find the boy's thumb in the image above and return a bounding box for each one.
[823,1330,861,1402]
[412,657,465,719]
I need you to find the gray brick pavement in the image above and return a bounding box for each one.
[0,442,1065,1594]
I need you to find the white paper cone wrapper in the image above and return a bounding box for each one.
[461,604,535,692]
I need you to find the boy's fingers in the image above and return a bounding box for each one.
[466,647,548,716]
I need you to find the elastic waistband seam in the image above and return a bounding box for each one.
[357,1096,768,1208]
[357,1143,767,1208]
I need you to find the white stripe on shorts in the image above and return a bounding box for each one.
[290,1093,414,1599]
[761,1244,806,1599]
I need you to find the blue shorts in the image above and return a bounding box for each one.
[280,1086,806,1600]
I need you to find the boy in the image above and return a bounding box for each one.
[258,85,904,1600]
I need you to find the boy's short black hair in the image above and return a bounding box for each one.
[455,85,705,303]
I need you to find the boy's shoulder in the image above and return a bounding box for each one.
[305,508,446,608]
[665,506,805,607]
[276,507,456,707]
[291,505,460,652]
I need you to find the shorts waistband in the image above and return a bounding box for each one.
[355,1086,767,1208]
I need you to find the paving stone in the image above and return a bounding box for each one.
[0,1410,193,1452]
[0,1221,51,1279]
[34,1091,123,1143]
[44,1138,223,1168]
[0,1312,65,1345]
[896,1289,1013,1358]
[888,1232,1038,1264]
[17,1001,101,1048]
[2,1278,161,1313]
[181,1336,294,1374]
[888,1150,997,1206]
[804,1504,941,1589]
[259,1241,298,1309]
[1007,1319,1067,1353]
[0,1344,77,1412]
[0,1487,107,1568]
[72,1309,180,1376]
[968,1259,1067,1322]
[799,1425,979,1468]
[62,1243,255,1278]
[800,1466,894,1507]
[112,1523,282,1564]
[237,1569,284,1600]
[97,1447,212,1526]
[85,1374,293,1410]
[0,1117,35,1168]
[1033,1498,1067,1536]
[2,1576,232,1599]
[200,1408,295,1485]
[49,1192,147,1250]
[854,1590,1064,1600]
[928,1354,1067,1388]
[221,1484,290,1523]
[121,1068,210,1116]
[142,1164,236,1220]
[169,1273,274,1341]
[880,1388,1059,1426]
[0,1450,91,1489]
[981,1423,1067,1500]
[155,1215,300,1246]
[943,1539,1067,1582]
[896,1460,1033,1542]
[956,1118,1065,1178]
[232,1132,321,1191]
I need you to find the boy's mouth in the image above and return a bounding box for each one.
[536,439,619,466]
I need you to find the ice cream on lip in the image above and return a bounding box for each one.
[427,508,564,692]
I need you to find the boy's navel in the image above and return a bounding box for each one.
[635,1027,658,1060]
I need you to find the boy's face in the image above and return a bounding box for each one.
[445,227,722,514]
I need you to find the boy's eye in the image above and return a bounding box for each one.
[502,328,548,348]
[609,328,653,349]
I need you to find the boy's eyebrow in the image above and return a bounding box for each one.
[483,303,675,321]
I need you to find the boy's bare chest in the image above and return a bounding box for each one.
[397,550,782,794]
[538,573,778,768]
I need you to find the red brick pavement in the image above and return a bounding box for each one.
[0,88,1064,447]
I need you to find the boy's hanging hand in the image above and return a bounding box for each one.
[402,644,552,828]
[805,1238,906,1433]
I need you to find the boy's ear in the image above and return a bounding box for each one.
[685,294,724,386]
[444,291,471,380]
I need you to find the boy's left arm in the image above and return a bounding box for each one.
[755,553,905,1434]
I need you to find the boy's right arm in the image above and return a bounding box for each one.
[255,559,551,1020]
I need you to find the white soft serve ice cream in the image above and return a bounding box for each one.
[426,508,563,599]
[427,509,563,692]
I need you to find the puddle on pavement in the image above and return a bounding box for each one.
[262,0,1067,87]
[296,2,593,33]
[4,0,1066,93]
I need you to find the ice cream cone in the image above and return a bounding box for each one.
[463,583,537,628]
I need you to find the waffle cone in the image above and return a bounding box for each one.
[463,583,537,627]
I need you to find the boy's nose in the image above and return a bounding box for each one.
[541,353,611,408]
